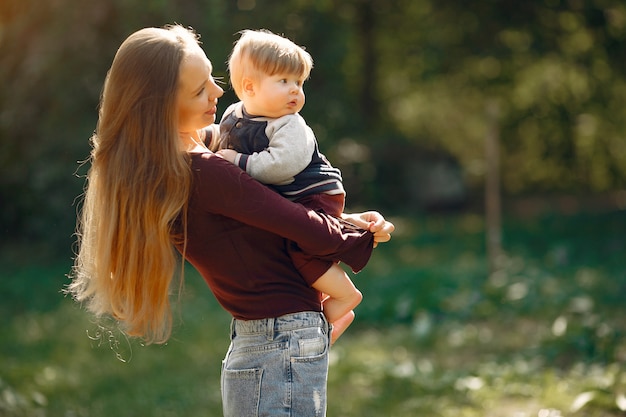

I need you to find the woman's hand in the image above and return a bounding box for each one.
[342,211,395,248]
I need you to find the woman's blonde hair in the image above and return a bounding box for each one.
[228,29,313,99]
[68,25,200,344]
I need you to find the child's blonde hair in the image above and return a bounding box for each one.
[228,29,313,99]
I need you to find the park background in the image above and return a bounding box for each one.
[1,0,625,415]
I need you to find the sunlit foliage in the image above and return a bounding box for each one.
[1,0,625,247]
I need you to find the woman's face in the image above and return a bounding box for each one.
[177,44,224,134]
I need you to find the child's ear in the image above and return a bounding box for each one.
[242,78,255,96]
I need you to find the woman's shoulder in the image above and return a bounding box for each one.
[189,150,221,170]
[189,151,248,182]
[187,151,278,213]
[189,150,222,167]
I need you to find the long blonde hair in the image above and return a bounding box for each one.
[68,25,200,344]
[228,29,313,99]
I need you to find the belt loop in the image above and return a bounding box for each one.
[267,317,275,341]
[230,319,237,339]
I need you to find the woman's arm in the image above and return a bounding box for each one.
[192,153,377,270]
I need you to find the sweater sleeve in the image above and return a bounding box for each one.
[240,114,316,185]
[192,152,373,271]
[203,124,221,152]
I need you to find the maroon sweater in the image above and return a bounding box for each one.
[176,152,373,320]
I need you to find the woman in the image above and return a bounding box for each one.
[67,24,393,416]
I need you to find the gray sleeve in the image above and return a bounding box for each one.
[242,114,316,185]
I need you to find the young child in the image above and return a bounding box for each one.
[216,29,366,344]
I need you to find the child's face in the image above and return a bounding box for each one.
[244,72,305,118]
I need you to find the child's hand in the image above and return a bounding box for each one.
[216,149,238,164]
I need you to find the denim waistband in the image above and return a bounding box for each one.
[231,311,327,338]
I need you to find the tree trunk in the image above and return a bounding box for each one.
[485,100,502,275]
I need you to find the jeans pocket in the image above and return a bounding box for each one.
[291,336,329,416]
[221,368,263,417]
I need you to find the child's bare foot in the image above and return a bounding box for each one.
[330,310,355,345]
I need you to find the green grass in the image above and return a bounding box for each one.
[1,210,625,416]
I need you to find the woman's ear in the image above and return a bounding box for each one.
[242,78,255,97]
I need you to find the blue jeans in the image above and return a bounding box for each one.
[221,311,331,417]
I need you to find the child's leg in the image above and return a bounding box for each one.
[313,264,362,323]
[312,263,362,344]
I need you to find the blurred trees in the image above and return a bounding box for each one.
[367,0,626,195]
[1,0,625,252]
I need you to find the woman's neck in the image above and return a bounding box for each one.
[179,129,208,152]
